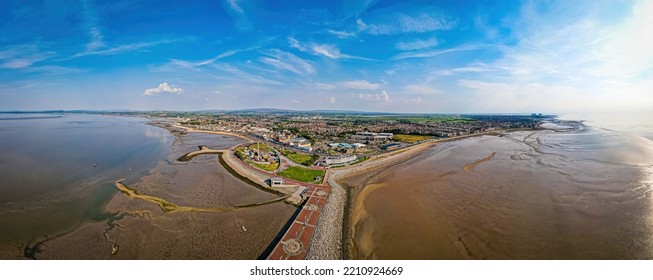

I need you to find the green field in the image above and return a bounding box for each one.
[393,134,433,143]
[379,115,474,124]
[248,143,272,152]
[249,160,279,172]
[281,149,318,166]
[278,166,325,183]
[287,153,312,163]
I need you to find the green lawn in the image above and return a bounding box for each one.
[393,134,433,143]
[281,150,318,166]
[248,160,279,172]
[278,166,325,183]
[248,143,272,152]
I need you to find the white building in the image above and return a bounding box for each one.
[325,154,357,166]
[270,177,284,187]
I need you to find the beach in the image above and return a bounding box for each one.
[341,124,653,259]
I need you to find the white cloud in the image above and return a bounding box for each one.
[329,96,336,104]
[259,49,315,75]
[311,44,342,59]
[343,80,381,90]
[81,0,104,51]
[0,45,55,69]
[314,83,336,90]
[358,90,391,102]
[465,0,653,113]
[223,0,252,31]
[405,84,440,95]
[397,96,424,105]
[288,37,371,60]
[380,90,390,101]
[396,38,438,51]
[288,37,307,52]
[328,29,356,38]
[66,39,179,60]
[144,82,184,96]
[428,65,488,78]
[393,44,483,60]
[358,5,454,35]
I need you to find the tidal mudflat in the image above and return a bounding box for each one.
[345,123,653,259]
[0,114,294,259]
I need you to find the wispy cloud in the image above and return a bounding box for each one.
[314,83,336,90]
[214,63,285,85]
[404,84,440,95]
[358,5,454,35]
[343,80,381,90]
[288,37,372,60]
[81,0,105,51]
[144,82,183,96]
[223,0,252,31]
[0,45,55,69]
[259,49,315,75]
[396,38,438,51]
[327,29,356,38]
[189,45,262,67]
[429,65,488,78]
[65,39,180,60]
[393,44,483,60]
[462,0,653,112]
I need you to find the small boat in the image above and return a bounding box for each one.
[241,225,247,232]
[111,244,119,255]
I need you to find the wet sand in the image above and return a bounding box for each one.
[35,125,295,259]
[345,126,653,259]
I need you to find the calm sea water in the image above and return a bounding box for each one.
[0,114,172,250]
[559,113,653,140]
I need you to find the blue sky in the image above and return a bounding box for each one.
[1,0,651,113]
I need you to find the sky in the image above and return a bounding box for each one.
[0,0,652,113]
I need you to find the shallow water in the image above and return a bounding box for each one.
[348,122,653,259]
[0,114,172,250]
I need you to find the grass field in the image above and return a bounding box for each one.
[248,143,272,152]
[249,160,278,172]
[278,166,325,183]
[393,134,433,143]
[282,149,318,166]
[287,153,313,165]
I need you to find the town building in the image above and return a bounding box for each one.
[352,132,394,142]
[270,177,284,187]
[325,154,357,166]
